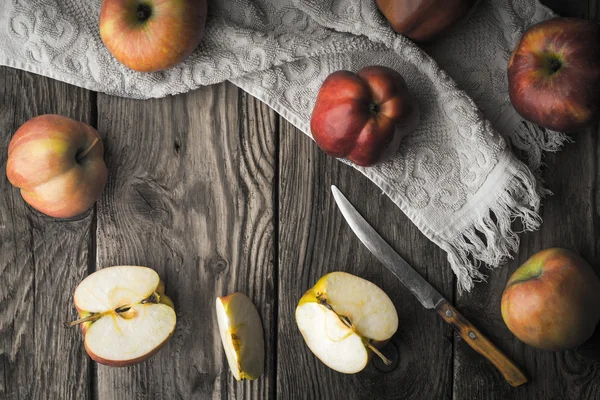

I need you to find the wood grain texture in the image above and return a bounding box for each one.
[453,2,600,399]
[0,68,92,400]
[94,82,277,399]
[277,118,454,399]
[436,301,527,387]
[1,0,599,398]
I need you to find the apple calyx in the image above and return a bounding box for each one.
[368,102,381,114]
[315,293,392,366]
[76,137,100,163]
[64,291,161,327]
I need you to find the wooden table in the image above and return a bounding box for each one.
[1,1,599,399]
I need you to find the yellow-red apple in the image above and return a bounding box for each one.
[501,248,600,351]
[68,266,176,367]
[295,272,398,373]
[216,293,265,380]
[310,66,418,167]
[99,0,208,72]
[508,18,600,133]
[6,115,108,219]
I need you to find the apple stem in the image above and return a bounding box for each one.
[76,137,100,162]
[366,342,392,365]
[64,303,135,328]
[63,313,102,328]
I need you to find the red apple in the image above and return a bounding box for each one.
[310,66,418,167]
[508,18,600,133]
[375,0,476,42]
[6,115,108,218]
[501,248,600,351]
[99,0,208,72]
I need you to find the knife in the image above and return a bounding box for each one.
[331,185,528,387]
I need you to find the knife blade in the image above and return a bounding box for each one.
[331,185,528,387]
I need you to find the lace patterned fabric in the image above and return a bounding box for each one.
[0,0,562,292]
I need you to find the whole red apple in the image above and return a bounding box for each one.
[99,0,208,72]
[508,18,600,133]
[310,66,418,167]
[375,0,476,42]
[501,248,600,351]
[6,115,108,218]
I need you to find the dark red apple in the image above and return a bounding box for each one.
[310,66,418,167]
[375,0,476,42]
[99,0,207,72]
[501,248,600,351]
[508,18,600,133]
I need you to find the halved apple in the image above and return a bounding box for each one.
[216,292,265,380]
[68,266,176,367]
[295,272,398,374]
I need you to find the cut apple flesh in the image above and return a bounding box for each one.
[216,293,265,380]
[317,272,398,340]
[296,302,369,373]
[84,303,176,365]
[74,266,160,312]
[72,266,176,366]
[295,272,398,374]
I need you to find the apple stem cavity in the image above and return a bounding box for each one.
[76,137,100,163]
[549,58,562,74]
[136,4,152,22]
[141,292,160,304]
[317,295,392,365]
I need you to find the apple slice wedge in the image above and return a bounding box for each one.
[68,266,176,367]
[295,272,398,374]
[216,292,265,380]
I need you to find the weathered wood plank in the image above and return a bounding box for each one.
[277,119,454,399]
[94,83,277,399]
[453,1,600,399]
[0,68,93,400]
[453,124,600,400]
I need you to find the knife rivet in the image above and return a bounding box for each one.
[469,331,476,339]
[445,310,453,317]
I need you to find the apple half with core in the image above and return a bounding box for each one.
[6,114,108,219]
[310,66,418,167]
[99,0,208,72]
[501,248,600,351]
[376,0,477,42]
[508,18,600,132]
[216,292,265,380]
[295,272,399,374]
[66,266,176,366]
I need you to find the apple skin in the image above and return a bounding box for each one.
[298,274,393,352]
[375,0,476,42]
[501,248,600,351]
[508,18,600,133]
[216,292,265,380]
[99,0,208,72]
[296,272,397,373]
[84,330,174,368]
[6,115,108,219]
[310,66,418,167]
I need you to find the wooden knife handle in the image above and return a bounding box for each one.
[436,300,528,387]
